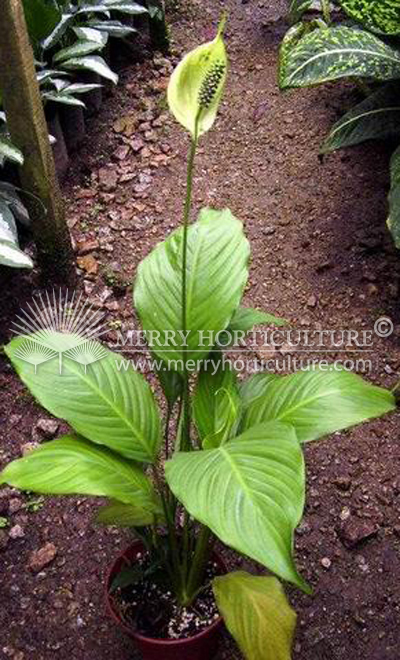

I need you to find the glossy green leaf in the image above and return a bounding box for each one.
[229,307,287,333]
[322,83,400,153]
[41,13,75,51]
[166,422,308,589]
[239,372,277,407]
[103,1,148,15]
[0,242,33,269]
[0,435,157,509]
[0,183,30,226]
[73,26,109,46]
[134,208,250,370]
[0,199,18,244]
[193,350,241,447]
[85,20,137,36]
[339,0,400,35]
[96,499,163,527]
[242,369,395,442]
[213,571,297,660]
[62,56,118,84]
[22,0,61,45]
[287,0,314,24]
[60,83,103,95]
[42,92,86,107]
[0,137,24,166]
[279,26,400,89]
[168,19,228,138]
[54,40,103,63]
[387,144,400,248]
[155,362,184,409]
[77,5,111,16]
[5,334,161,463]
[0,200,33,269]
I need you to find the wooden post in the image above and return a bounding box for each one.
[0,0,75,282]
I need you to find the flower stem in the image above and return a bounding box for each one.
[181,116,200,452]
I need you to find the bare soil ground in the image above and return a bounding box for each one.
[1,1,400,658]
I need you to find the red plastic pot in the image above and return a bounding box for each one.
[105,541,226,660]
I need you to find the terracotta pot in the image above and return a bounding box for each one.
[105,541,225,660]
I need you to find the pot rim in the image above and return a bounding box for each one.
[105,540,225,646]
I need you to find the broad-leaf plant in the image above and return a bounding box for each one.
[279,0,400,249]
[1,21,396,659]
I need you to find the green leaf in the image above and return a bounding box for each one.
[168,18,228,138]
[387,144,400,248]
[0,137,24,165]
[53,40,103,63]
[165,422,308,589]
[22,0,61,45]
[229,307,287,333]
[213,571,297,660]
[287,0,314,24]
[155,362,184,409]
[103,1,148,15]
[0,435,157,509]
[41,13,75,51]
[77,5,111,16]
[242,368,395,443]
[339,0,400,35]
[73,26,109,46]
[60,83,103,95]
[322,83,400,153]
[5,334,161,463]
[279,26,400,89]
[0,242,33,269]
[42,92,86,107]
[110,566,143,592]
[239,372,277,407]
[134,208,250,370]
[193,350,241,447]
[0,183,30,226]
[0,199,18,244]
[85,20,137,37]
[62,56,118,84]
[96,499,163,526]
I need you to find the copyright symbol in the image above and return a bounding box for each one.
[374,317,394,338]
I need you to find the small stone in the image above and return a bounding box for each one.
[77,255,99,276]
[98,168,118,193]
[0,529,9,551]
[27,542,57,572]
[76,239,100,255]
[9,524,24,539]
[113,145,130,161]
[321,557,332,569]
[307,294,317,308]
[21,442,39,457]
[339,518,379,549]
[130,137,145,152]
[33,418,59,442]
[8,498,23,514]
[262,225,275,236]
[334,476,351,491]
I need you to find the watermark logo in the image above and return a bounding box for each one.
[12,289,108,374]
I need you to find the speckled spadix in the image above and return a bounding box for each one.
[167,17,228,138]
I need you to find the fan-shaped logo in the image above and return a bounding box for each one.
[12,289,109,375]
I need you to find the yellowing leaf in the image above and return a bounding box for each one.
[213,571,297,660]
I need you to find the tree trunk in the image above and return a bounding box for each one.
[0,0,75,282]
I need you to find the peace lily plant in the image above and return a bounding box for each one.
[1,20,396,659]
